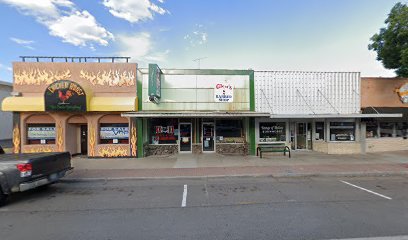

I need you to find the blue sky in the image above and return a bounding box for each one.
[0,0,404,82]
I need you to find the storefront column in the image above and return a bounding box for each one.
[136,118,144,158]
[249,118,256,155]
[12,112,21,154]
[360,121,367,154]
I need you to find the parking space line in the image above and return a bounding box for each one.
[340,180,392,200]
[181,184,188,207]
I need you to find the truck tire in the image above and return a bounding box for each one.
[0,188,7,207]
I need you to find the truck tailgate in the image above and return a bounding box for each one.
[28,152,71,178]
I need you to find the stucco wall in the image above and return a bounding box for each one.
[361,77,408,108]
[366,138,408,152]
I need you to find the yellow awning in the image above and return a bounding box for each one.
[2,97,45,112]
[89,97,138,112]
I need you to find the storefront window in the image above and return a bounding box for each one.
[27,124,56,144]
[259,122,286,142]
[100,123,129,144]
[380,122,394,137]
[315,122,325,140]
[366,121,379,138]
[329,122,355,141]
[216,120,244,143]
[149,118,179,144]
[396,122,407,138]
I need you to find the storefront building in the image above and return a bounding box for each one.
[361,77,408,152]
[254,71,400,154]
[122,66,268,157]
[1,58,138,157]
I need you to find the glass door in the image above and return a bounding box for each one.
[296,123,307,150]
[202,122,215,152]
[179,123,192,152]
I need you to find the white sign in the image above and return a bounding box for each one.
[214,83,234,102]
[27,127,56,140]
[100,127,129,139]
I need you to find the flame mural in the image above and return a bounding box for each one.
[89,124,95,157]
[80,70,135,87]
[130,121,137,156]
[98,146,129,157]
[57,121,64,152]
[13,124,20,154]
[24,146,54,153]
[14,69,71,85]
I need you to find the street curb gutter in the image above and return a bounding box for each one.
[60,171,408,182]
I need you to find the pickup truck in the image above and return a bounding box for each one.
[0,147,72,206]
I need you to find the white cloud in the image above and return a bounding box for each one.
[184,24,208,48]
[10,37,35,50]
[0,63,12,72]
[102,0,168,23]
[116,32,169,64]
[49,11,114,46]
[1,0,113,48]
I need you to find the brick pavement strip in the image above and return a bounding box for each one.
[64,163,408,180]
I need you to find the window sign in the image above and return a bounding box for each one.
[27,126,56,140]
[100,126,129,139]
[329,122,355,141]
[214,83,234,102]
[259,122,286,142]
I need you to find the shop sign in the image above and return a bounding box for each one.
[214,83,234,102]
[395,83,408,103]
[148,63,162,104]
[27,126,56,140]
[100,127,129,139]
[259,122,285,142]
[45,80,86,112]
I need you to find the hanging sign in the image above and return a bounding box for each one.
[214,83,234,102]
[395,83,408,103]
[44,80,86,112]
[148,63,162,104]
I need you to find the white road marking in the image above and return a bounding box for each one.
[181,184,188,207]
[327,235,408,240]
[340,180,392,200]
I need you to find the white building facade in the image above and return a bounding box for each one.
[254,71,398,154]
[0,81,13,141]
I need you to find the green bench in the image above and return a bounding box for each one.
[256,143,291,158]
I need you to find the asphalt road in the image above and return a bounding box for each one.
[1,176,408,240]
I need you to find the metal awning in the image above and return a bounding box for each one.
[89,97,138,111]
[122,111,271,118]
[2,97,44,111]
[269,113,403,119]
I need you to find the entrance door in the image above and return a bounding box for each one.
[179,123,192,152]
[202,122,215,152]
[80,125,88,155]
[296,122,312,150]
[296,123,307,150]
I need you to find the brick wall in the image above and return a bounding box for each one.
[366,138,408,152]
[313,141,328,153]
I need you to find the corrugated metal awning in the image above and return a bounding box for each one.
[122,111,270,118]
[2,97,44,111]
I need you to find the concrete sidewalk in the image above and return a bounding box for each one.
[65,151,408,181]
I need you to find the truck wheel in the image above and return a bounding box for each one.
[0,189,7,207]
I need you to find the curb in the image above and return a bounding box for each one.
[61,171,408,182]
